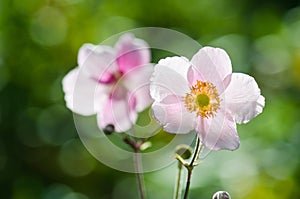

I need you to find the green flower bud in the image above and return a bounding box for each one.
[212,191,231,199]
[175,144,193,159]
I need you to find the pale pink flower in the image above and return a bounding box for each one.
[62,34,153,132]
[150,47,265,150]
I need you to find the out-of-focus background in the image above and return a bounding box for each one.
[1,0,300,198]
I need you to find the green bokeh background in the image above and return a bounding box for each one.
[1,0,300,198]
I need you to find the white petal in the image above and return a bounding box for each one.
[62,67,109,116]
[78,43,118,82]
[97,97,137,132]
[152,95,196,134]
[223,73,265,124]
[150,56,190,102]
[122,64,154,112]
[196,110,240,151]
[190,46,232,93]
[157,56,190,80]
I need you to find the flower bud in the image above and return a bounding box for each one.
[212,191,231,199]
[175,144,193,159]
[103,124,115,135]
[140,141,152,151]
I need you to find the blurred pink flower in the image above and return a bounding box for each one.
[62,34,153,132]
[150,47,265,150]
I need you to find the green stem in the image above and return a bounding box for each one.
[189,137,201,167]
[123,136,146,199]
[183,168,192,199]
[183,137,201,199]
[174,162,183,199]
[134,148,146,199]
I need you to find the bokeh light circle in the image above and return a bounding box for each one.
[30,6,67,46]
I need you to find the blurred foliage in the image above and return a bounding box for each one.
[1,0,300,198]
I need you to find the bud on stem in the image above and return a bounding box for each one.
[212,191,231,199]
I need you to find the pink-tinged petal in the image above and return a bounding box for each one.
[223,73,265,124]
[223,73,232,89]
[196,109,240,151]
[62,68,109,116]
[152,95,196,134]
[115,34,150,74]
[97,97,138,132]
[78,43,118,83]
[150,57,190,102]
[187,65,203,87]
[189,47,232,93]
[122,64,154,112]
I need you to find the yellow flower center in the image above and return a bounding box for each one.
[196,94,210,107]
[183,80,220,118]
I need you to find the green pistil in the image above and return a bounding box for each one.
[196,94,209,107]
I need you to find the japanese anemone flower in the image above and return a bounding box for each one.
[62,34,153,132]
[150,46,265,150]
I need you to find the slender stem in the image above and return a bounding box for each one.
[134,148,146,199]
[183,137,201,199]
[174,162,183,199]
[183,169,192,199]
[123,136,146,199]
[189,137,201,167]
